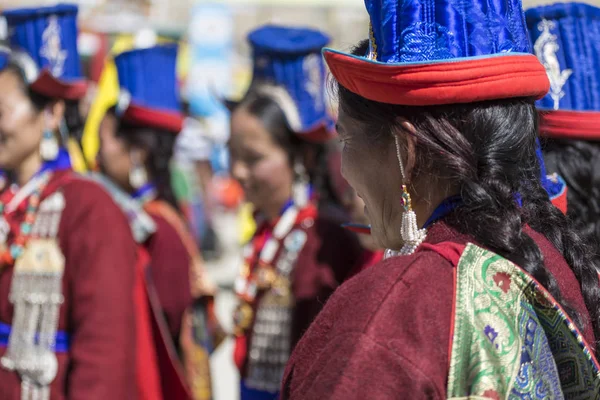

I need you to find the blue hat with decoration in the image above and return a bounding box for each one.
[114,44,183,134]
[526,2,600,140]
[324,0,550,106]
[246,25,335,143]
[2,4,87,100]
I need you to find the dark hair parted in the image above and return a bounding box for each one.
[337,40,600,351]
[543,138,600,246]
[237,89,339,207]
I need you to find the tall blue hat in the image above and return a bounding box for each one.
[2,4,88,100]
[114,44,183,134]
[526,2,600,140]
[324,0,550,106]
[247,25,335,143]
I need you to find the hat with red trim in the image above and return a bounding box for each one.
[245,25,335,143]
[2,4,88,100]
[526,2,600,141]
[114,44,183,134]
[324,0,550,106]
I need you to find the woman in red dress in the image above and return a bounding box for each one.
[228,25,366,400]
[0,5,138,399]
[281,0,600,398]
[97,43,219,400]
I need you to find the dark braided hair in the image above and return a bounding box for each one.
[237,89,340,207]
[336,40,600,352]
[543,139,600,246]
[117,118,181,213]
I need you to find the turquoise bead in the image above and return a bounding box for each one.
[10,245,22,259]
[21,223,31,234]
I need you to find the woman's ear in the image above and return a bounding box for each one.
[392,118,418,183]
[44,100,65,132]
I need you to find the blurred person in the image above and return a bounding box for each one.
[228,25,365,400]
[281,0,600,398]
[174,103,227,260]
[0,5,139,399]
[97,43,220,400]
[526,3,600,245]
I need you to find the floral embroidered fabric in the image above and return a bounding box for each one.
[447,244,600,399]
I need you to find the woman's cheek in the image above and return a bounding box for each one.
[252,156,289,191]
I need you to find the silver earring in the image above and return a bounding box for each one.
[292,161,309,208]
[40,130,59,161]
[129,155,148,189]
[386,136,427,258]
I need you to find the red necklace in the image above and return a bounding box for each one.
[0,171,51,267]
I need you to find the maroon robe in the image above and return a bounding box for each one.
[0,170,138,400]
[144,211,193,343]
[281,222,594,399]
[236,208,365,378]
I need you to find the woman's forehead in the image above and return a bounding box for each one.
[0,69,26,100]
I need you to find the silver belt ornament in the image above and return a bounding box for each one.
[1,192,66,400]
[245,228,308,393]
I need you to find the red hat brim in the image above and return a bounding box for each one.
[30,69,88,101]
[298,121,337,143]
[122,103,183,134]
[323,49,550,106]
[539,110,600,141]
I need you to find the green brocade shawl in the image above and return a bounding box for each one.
[447,244,600,399]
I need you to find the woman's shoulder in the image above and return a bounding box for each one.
[330,250,456,328]
[284,249,456,398]
[51,171,128,219]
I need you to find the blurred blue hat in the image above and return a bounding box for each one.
[323,0,549,106]
[526,2,600,140]
[114,44,183,133]
[0,48,9,71]
[247,25,334,142]
[2,3,87,100]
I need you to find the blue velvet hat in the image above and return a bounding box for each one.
[526,2,600,140]
[247,25,334,143]
[324,0,550,106]
[2,4,87,100]
[114,44,183,134]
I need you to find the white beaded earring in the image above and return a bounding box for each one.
[386,136,427,258]
[292,161,309,208]
[129,152,148,189]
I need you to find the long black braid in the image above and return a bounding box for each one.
[337,40,600,352]
[543,139,600,246]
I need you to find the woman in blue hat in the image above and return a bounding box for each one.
[96,43,220,400]
[228,25,368,400]
[0,5,139,400]
[527,3,600,246]
[281,0,600,398]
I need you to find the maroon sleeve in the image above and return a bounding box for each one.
[145,213,193,342]
[283,252,455,400]
[284,332,444,400]
[59,180,138,400]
